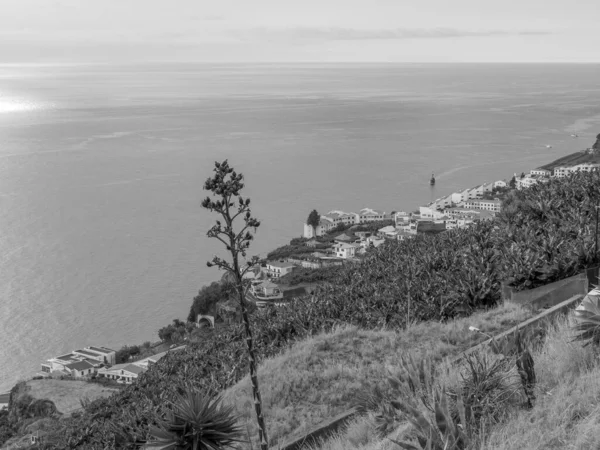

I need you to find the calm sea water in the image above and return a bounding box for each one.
[1,63,600,391]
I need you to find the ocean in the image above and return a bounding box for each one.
[1,63,600,391]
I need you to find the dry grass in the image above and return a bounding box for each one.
[25,379,119,416]
[311,312,600,450]
[481,314,600,450]
[223,302,530,449]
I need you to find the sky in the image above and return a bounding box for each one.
[0,0,598,63]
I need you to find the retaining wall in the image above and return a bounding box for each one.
[502,272,588,310]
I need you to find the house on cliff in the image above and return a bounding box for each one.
[0,392,9,410]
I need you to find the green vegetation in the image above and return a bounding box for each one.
[277,266,342,286]
[307,209,320,234]
[158,319,196,343]
[266,244,317,260]
[540,146,600,171]
[223,302,530,448]
[187,281,234,322]
[311,312,597,450]
[147,391,244,450]
[5,170,600,449]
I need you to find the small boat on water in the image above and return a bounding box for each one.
[430,173,435,185]
[546,145,552,149]
[571,134,579,138]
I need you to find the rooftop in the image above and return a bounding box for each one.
[267,260,295,269]
[0,393,10,405]
[88,346,115,354]
[55,353,78,362]
[337,243,360,249]
[359,208,384,216]
[65,360,95,371]
[123,364,146,375]
[74,349,101,358]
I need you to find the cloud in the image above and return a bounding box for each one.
[235,26,554,42]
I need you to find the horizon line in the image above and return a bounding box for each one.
[1,60,600,67]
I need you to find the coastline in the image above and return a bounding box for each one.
[5,145,597,394]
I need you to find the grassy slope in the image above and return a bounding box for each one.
[539,150,600,170]
[25,380,119,417]
[312,312,600,450]
[223,302,530,448]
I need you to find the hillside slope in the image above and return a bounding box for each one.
[539,134,600,170]
[223,303,529,448]
[6,170,600,449]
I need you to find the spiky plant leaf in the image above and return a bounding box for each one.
[573,288,600,345]
[148,390,244,450]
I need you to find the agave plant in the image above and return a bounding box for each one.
[390,388,471,450]
[572,287,600,346]
[147,390,244,450]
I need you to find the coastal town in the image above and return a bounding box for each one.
[3,146,600,438]
[240,155,600,309]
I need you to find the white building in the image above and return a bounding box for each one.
[303,216,335,238]
[266,261,296,278]
[530,168,551,177]
[394,211,411,226]
[324,210,359,226]
[335,242,359,259]
[41,346,116,375]
[494,180,507,188]
[553,166,570,178]
[419,206,447,220]
[357,208,387,223]
[0,392,10,411]
[98,363,146,384]
[377,225,397,238]
[482,182,495,193]
[463,199,502,213]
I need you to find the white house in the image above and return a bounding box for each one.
[572,163,600,173]
[362,236,386,248]
[324,210,359,226]
[482,182,495,193]
[530,168,551,177]
[335,242,359,259]
[377,225,397,238]
[266,261,296,278]
[450,192,463,204]
[98,363,146,384]
[357,208,387,223]
[394,211,410,225]
[0,392,9,411]
[493,180,507,189]
[419,206,447,220]
[85,347,117,365]
[303,216,335,238]
[516,174,549,190]
[463,199,502,213]
[468,185,484,199]
[65,360,97,378]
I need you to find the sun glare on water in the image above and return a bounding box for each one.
[0,98,41,114]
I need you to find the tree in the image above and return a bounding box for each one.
[201,160,269,449]
[509,175,516,189]
[306,209,320,237]
[187,281,232,322]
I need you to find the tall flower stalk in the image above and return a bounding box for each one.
[201,160,269,450]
